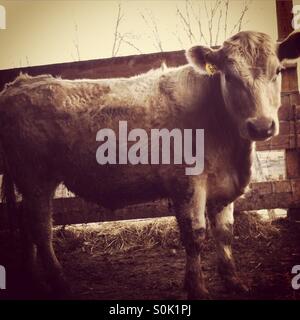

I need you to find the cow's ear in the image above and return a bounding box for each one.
[186,46,221,74]
[277,30,300,61]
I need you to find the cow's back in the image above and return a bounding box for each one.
[0,73,180,207]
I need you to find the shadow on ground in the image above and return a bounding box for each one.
[0,212,300,300]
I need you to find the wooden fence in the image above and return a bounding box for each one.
[0,49,299,226]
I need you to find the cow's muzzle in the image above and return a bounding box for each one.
[246,117,276,141]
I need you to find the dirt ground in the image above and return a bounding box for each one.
[0,212,300,300]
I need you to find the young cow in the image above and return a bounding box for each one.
[0,30,299,299]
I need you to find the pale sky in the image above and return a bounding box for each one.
[0,0,288,70]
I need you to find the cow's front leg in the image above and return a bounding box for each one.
[208,203,248,293]
[24,185,70,297]
[173,180,209,300]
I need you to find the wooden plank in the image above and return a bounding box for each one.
[285,151,300,220]
[276,103,300,120]
[276,0,300,220]
[0,50,187,91]
[256,133,300,151]
[276,0,294,41]
[0,179,299,228]
[281,64,299,93]
[278,120,294,135]
[0,45,297,91]
[286,150,300,178]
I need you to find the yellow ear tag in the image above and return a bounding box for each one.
[205,63,217,76]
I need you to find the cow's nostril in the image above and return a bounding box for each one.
[246,118,275,140]
[267,120,275,135]
[247,120,258,137]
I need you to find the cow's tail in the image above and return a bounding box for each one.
[0,145,18,234]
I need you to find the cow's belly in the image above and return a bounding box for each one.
[206,168,250,212]
[207,171,237,199]
[61,152,248,211]
[204,144,252,209]
[62,161,169,210]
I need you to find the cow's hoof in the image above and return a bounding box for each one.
[184,270,210,300]
[54,282,72,299]
[187,286,210,300]
[49,285,73,300]
[224,276,249,295]
[48,274,73,299]
[187,289,210,300]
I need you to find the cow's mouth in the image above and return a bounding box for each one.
[246,118,276,141]
[248,130,275,141]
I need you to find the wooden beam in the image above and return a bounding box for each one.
[0,43,297,92]
[276,0,294,41]
[276,0,300,220]
[282,66,299,93]
[256,133,300,151]
[0,50,187,92]
[0,179,299,228]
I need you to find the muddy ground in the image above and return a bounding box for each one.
[0,213,300,300]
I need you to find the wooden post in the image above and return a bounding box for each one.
[276,0,300,220]
[276,0,294,41]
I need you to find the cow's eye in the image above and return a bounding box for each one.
[276,67,282,75]
[272,68,282,82]
[225,73,233,82]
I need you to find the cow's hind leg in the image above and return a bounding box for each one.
[208,203,248,294]
[173,180,209,300]
[18,201,38,286]
[24,184,69,297]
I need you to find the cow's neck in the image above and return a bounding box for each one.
[163,65,253,190]
[199,72,254,198]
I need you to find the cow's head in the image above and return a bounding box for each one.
[186,30,300,141]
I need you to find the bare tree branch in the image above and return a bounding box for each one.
[112,4,123,57]
[140,10,163,52]
[120,37,143,54]
[111,4,142,57]
[176,6,196,44]
[191,0,208,44]
[207,0,222,46]
[230,0,252,35]
[73,22,81,61]
[203,0,211,45]
[194,2,208,44]
[173,24,185,49]
[175,0,251,47]
[215,9,223,45]
[177,0,208,45]
[224,0,229,38]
